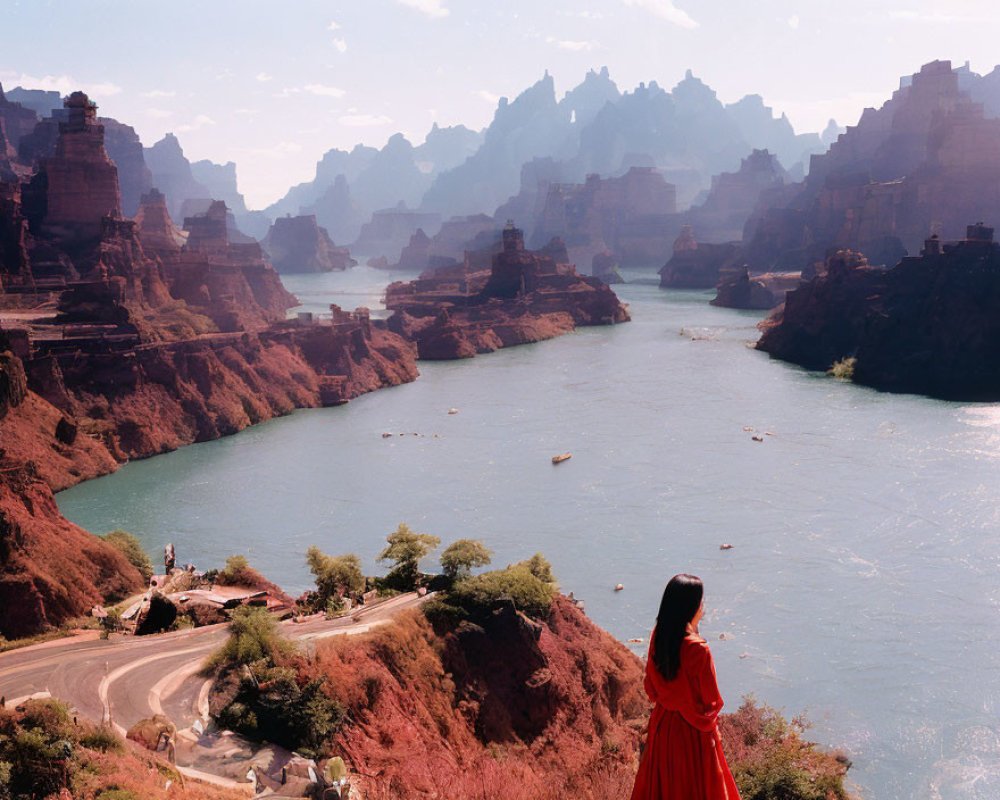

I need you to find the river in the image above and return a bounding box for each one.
[57,266,1000,800]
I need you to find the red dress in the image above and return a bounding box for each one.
[630,631,740,800]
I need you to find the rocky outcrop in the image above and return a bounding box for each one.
[353,206,442,263]
[395,214,499,272]
[134,188,185,256]
[303,597,647,799]
[711,266,801,310]
[22,92,121,247]
[659,225,741,288]
[0,83,40,155]
[685,149,788,243]
[144,133,211,222]
[530,167,677,267]
[262,215,355,273]
[758,226,1000,399]
[0,182,30,285]
[744,61,1000,271]
[592,249,625,283]
[386,224,629,359]
[101,118,153,218]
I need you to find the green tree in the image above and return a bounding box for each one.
[306,548,365,606]
[377,523,440,590]
[520,552,556,585]
[440,539,493,579]
[205,606,289,671]
[447,562,556,619]
[221,554,249,580]
[101,530,153,581]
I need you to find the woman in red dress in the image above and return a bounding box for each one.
[631,574,741,800]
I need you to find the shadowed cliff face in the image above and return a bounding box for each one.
[744,60,1000,271]
[303,598,647,800]
[757,233,1000,400]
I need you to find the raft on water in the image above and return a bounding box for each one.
[552,453,572,464]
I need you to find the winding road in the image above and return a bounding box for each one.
[0,593,424,789]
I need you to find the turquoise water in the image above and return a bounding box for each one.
[58,269,1000,799]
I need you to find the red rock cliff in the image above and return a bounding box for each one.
[305,598,647,800]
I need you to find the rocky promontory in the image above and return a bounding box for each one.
[758,225,1000,399]
[385,223,629,359]
[262,214,356,273]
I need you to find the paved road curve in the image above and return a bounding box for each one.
[0,592,422,736]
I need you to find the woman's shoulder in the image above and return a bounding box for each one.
[682,634,712,656]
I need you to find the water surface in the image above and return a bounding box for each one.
[59,270,1000,799]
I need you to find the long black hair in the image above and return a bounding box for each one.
[652,573,704,681]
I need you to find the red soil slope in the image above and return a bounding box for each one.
[305,597,647,800]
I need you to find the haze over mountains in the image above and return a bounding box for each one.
[10,60,1000,278]
[5,67,834,250]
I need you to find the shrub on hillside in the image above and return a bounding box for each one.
[719,697,854,800]
[427,553,558,623]
[205,606,342,755]
[215,665,343,756]
[101,530,153,581]
[204,606,289,671]
[306,547,365,609]
[0,698,228,800]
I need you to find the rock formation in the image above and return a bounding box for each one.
[744,60,1000,271]
[386,223,629,359]
[22,92,121,247]
[101,118,153,218]
[143,133,211,222]
[757,225,1000,399]
[659,225,741,288]
[394,214,498,272]
[352,206,442,263]
[300,597,647,799]
[134,188,185,255]
[592,249,625,284]
[686,149,788,243]
[530,167,677,267]
[0,83,41,155]
[262,215,356,273]
[711,266,801,310]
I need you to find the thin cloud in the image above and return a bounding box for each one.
[889,9,998,23]
[328,21,341,30]
[397,0,449,19]
[176,114,216,133]
[146,109,172,119]
[304,84,346,98]
[6,73,122,99]
[621,0,697,29]
[339,113,393,127]
[256,73,273,82]
[333,38,348,53]
[787,14,800,29]
[547,37,598,52]
[475,90,500,105]
[140,89,176,98]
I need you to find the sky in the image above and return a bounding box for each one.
[3,0,1000,209]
